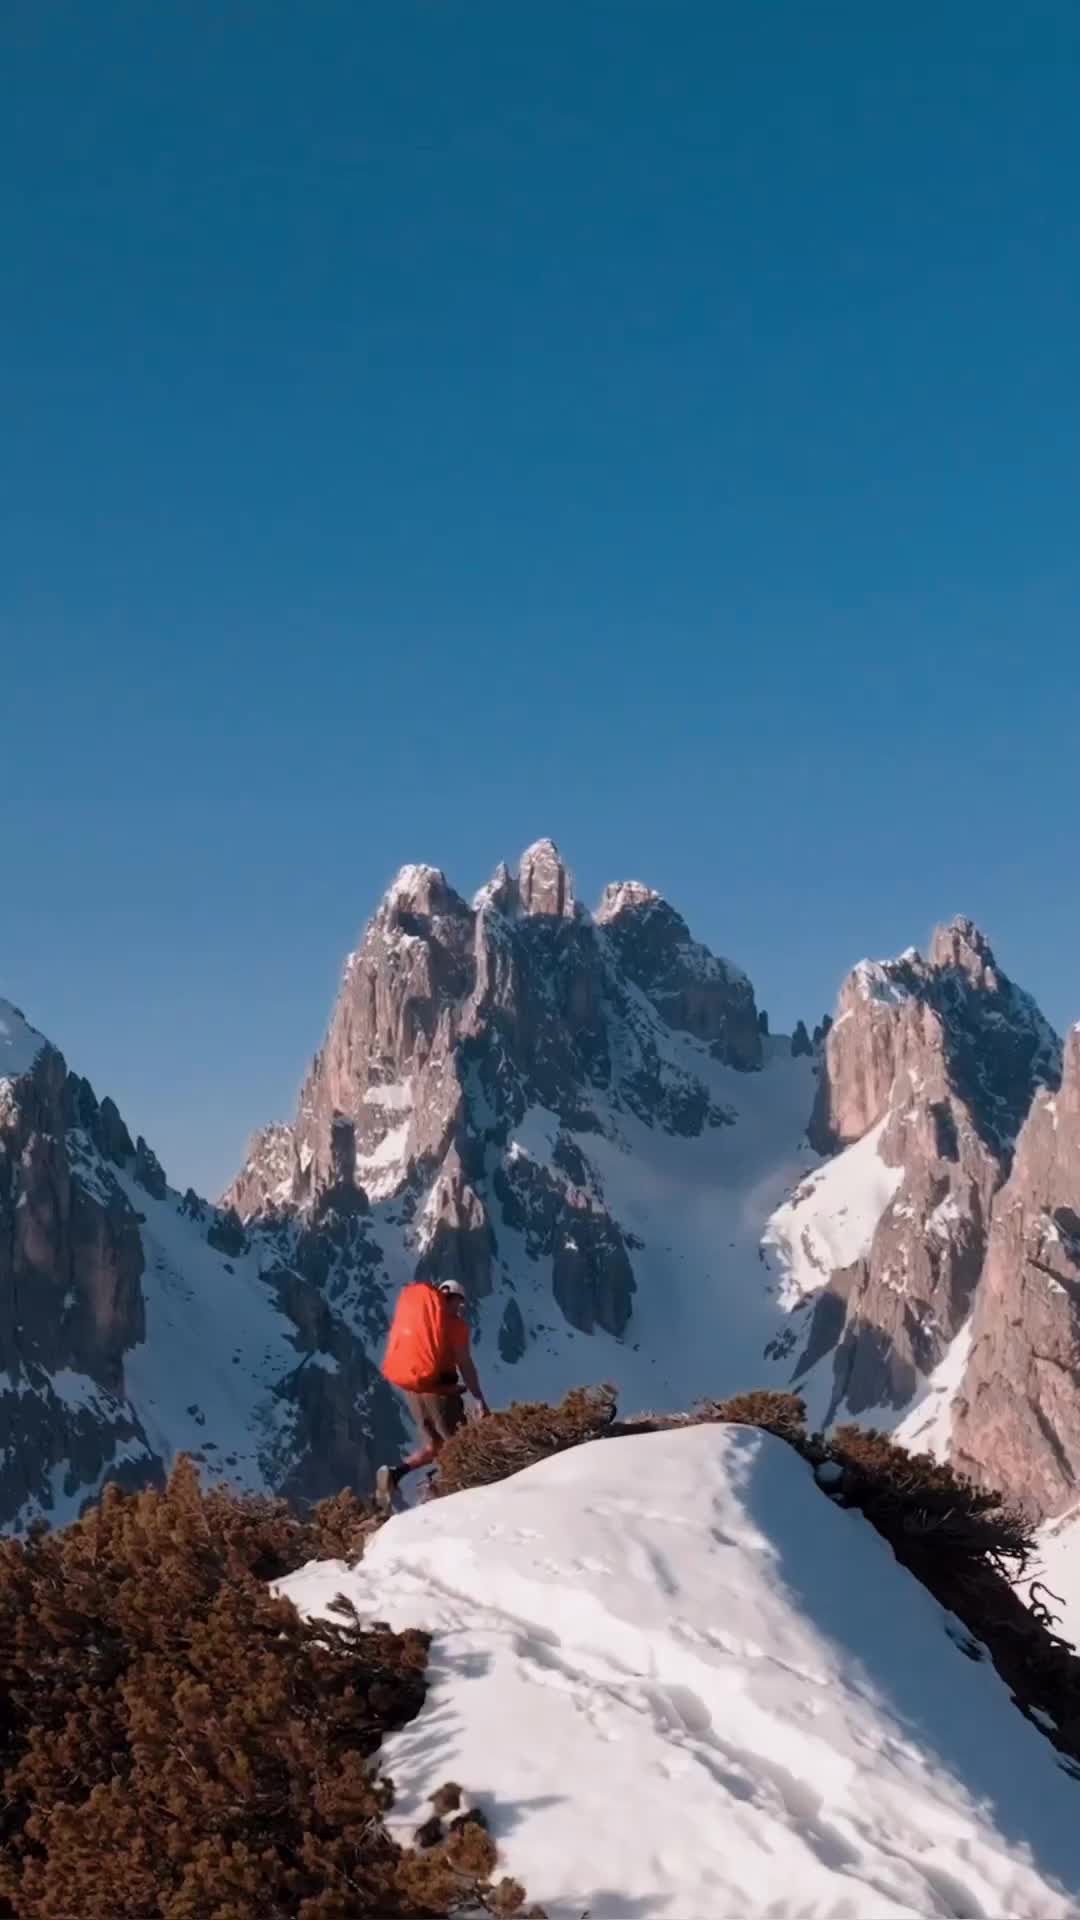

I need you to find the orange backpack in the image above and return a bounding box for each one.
[382,1283,457,1392]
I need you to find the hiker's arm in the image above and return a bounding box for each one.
[458,1347,489,1413]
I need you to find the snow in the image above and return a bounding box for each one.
[385,863,443,908]
[0,1000,46,1084]
[359,1121,410,1167]
[763,1119,904,1308]
[116,1171,300,1495]
[365,1080,413,1113]
[356,1120,412,1200]
[463,1036,819,1416]
[49,1369,118,1416]
[12,1439,155,1534]
[893,1319,974,1459]
[595,879,661,918]
[1027,1509,1080,1649]
[853,961,911,1007]
[926,1192,962,1239]
[507,1103,563,1167]
[283,1425,1080,1919]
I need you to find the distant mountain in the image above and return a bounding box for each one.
[2,840,1079,1536]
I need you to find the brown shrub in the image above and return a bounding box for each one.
[690,1389,810,1446]
[825,1424,1036,1574]
[0,1457,522,1918]
[305,1487,382,1564]
[432,1385,617,1498]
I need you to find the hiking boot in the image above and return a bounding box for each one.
[374,1465,399,1515]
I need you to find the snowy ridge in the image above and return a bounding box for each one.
[284,1425,1080,1920]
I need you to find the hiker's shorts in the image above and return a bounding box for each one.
[404,1387,466,1450]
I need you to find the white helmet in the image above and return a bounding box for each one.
[437,1279,466,1299]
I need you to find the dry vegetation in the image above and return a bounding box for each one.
[0,1463,533,1919]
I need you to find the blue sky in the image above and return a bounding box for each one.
[3,1,1078,1196]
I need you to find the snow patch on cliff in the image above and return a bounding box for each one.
[763,1119,904,1307]
[893,1319,974,1458]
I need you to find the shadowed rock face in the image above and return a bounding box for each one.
[595,884,763,1071]
[0,1009,407,1529]
[225,841,760,1352]
[0,1042,147,1523]
[951,1028,1080,1516]
[0,1049,145,1387]
[788,921,1061,1434]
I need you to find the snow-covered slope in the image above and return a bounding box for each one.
[763,1116,904,1311]
[1027,1509,1080,1649]
[283,1425,1080,1919]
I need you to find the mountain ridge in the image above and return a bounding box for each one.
[2,839,1079,1543]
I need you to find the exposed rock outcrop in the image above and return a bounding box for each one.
[518,838,576,918]
[810,923,1059,1156]
[952,1027,1080,1515]
[791,1020,812,1059]
[596,883,762,1070]
[776,922,1061,1429]
[0,1026,149,1523]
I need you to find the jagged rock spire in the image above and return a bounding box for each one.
[930,915,999,988]
[517,839,575,917]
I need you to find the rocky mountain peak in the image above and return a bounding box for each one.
[929,916,1000,990]
[595,883,761,1069]
[382,862,467,922]
[813,919,1060,1158]
[784,917,1063,1433]
[473,859,516,916]
[595,880,662,922]
[517,839,575,918]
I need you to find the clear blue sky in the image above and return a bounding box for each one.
[3,1,1078,1197]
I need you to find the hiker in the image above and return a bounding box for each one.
[375,1277,489,1510]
